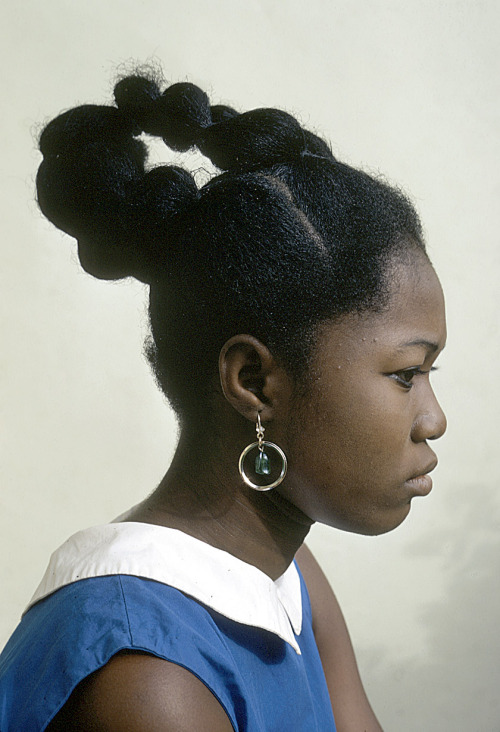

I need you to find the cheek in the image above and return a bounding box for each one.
[286,379,411,485]
[279,378,416,532]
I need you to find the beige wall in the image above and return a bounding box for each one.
[1,1,499,729]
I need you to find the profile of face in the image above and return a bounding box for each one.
[277,253,447,535]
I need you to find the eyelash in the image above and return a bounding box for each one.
[392,366,438,389]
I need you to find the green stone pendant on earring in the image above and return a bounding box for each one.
[255,450,271,476]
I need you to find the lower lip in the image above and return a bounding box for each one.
[405,474,433,496]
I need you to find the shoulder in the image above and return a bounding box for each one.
[4,576,237,731]
[40,577,236,730]
[47,651,235,732]
[295,544,383,732]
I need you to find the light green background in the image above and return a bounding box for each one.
[1,1,499,729]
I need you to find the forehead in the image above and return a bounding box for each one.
[313,256,446,363]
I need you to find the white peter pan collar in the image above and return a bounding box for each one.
[27,522,303,654]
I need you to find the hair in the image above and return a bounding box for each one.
[36,71,425,421]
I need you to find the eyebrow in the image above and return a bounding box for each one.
[396,339,441,353]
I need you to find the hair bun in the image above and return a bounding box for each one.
[112,74,332,171]
[199,108,305,171]
[114,75,162,133]
[152,82,212,151]
[37,94,201,284]
[128,165,199,272]
[115,76,212,152]
[39,162,199,284]
[39,105,135,157]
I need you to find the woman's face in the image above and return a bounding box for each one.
[278,254,447,535]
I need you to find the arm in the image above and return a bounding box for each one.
[47,651,235,732]
[295,544,383,732]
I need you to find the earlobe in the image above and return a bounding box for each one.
[218,335,287,422]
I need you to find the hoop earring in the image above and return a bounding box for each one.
[238,413,287,492]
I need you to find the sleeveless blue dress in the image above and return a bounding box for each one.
[0,523,336,731]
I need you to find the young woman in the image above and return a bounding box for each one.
[0,72,446,731]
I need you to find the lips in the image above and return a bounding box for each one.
[405,458,438,496]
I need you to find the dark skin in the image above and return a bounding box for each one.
[48,252,446,731]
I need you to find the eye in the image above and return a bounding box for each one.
[391,366,437,390]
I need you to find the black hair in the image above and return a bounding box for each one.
[36,72,425,420]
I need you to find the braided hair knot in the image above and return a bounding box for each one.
[115,77,213,152]
[198,108,308,172]
[37,97,199,283]
[114,74,333,169]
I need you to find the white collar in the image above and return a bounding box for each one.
[27,522,303,654]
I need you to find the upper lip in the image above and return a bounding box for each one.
[408,457,438,480]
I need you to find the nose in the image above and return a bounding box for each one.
[411,387,447,442]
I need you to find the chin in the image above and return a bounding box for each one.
[327,503,412,536]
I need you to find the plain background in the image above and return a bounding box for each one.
[1,1,499,729]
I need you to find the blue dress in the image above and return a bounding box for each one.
[0,523,336,731]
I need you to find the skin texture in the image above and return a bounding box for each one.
[47,252,446,731]
[277,253,447,534]
[46,652,236,732]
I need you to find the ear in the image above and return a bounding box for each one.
[218,335,292,423]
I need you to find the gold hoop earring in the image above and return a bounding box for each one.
[238,413,287,492]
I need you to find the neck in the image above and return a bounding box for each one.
[125,430,312,580]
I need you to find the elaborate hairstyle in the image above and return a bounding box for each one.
[37,72,424,419]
